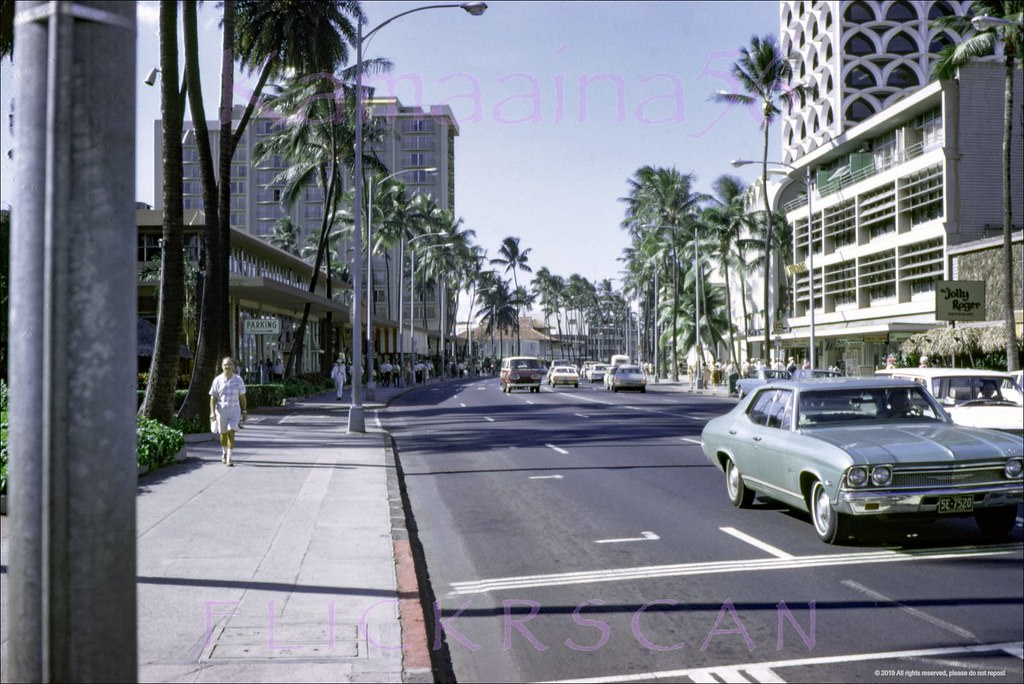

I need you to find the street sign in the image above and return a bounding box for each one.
[244,318,281,335]
[935,281,985,322]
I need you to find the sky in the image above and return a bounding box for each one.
[1,0,782,297]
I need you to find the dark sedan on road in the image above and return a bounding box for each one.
[701,377,1024,544]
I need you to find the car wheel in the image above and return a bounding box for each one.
[574,383,578,388]
[725,458,754,508]
[974,506,1017,540]
[810,480,856,544]
[641,387,646,393]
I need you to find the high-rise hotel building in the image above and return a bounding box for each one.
[762,0,1022,373]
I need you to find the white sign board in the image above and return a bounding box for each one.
[244,318,281,335]
[935,281,985,322]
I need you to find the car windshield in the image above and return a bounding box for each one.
[797,386,943,427]
[618,365,641,373]
[513,359,541,370]
[554,367,574,373]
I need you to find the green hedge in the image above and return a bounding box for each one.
[136,416,185,472]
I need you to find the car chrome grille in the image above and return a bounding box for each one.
[891,464,1007,489]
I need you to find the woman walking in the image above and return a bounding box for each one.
[210,356,247,466]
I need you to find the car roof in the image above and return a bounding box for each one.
[757,376,921,391]
[876,368,1014,380]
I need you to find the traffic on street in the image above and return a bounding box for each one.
[383,377,1024,683]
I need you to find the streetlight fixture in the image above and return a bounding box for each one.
[732,158,817,369]
[348,1,486,433]
[365,167,437,398]
[971,15,1024,31]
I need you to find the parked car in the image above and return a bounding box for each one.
[876,368,1023,435]
[701,377,1024,544]
[587,363,610,383]
[549,365,580,388]
[735,368,791,399]
[607,364,646,392]
[790,368,843,381]
[500,356,545,393]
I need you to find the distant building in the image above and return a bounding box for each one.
[149,97,461,371]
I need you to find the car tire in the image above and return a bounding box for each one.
[974,506,1017,540]
[641,387,646,393]
[810,480,855,544]
[725,458,754,508]
[574,383,578,388]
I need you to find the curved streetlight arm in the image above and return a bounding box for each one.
[363,2,487,43]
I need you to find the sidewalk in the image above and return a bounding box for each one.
[0,374,729,683]
[0,381,426,684]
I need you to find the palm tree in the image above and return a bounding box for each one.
[477,271,516,360]
[702,175,752,366]
[490,236,533,354]
[177,0,361,418]
[932,2,1022,372]
[268,216,299,255]
[712,34,807,361]
[139,0,187,424]
[620,166,706,379]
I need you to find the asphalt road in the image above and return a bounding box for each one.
[384,377,1024,684]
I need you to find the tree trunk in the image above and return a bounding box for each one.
[761,124,773,363]
[140,0,185,424]
[177,0,223,420]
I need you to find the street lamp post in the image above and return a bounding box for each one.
[732,159,816,369]
[348,1,486,433]
[366,167,436,398]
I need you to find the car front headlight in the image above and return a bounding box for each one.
[1006,458,1023,479]
[870,465,892,486]
[847,466,868,487]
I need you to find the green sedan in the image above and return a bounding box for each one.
[701,377,1024,544]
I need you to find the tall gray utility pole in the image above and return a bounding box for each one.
[9,2,138,680]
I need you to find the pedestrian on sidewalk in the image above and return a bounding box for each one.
[331,356,347,400]
[210,356,247,466]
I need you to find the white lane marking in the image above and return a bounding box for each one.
[448,543,1020,595]
[719,527,794,559]
[680,437,703,446]
[841,579,977,640]
[542,641,1024,683]
[526,400,535,404]
[746,666,785,683]
[595,531,660,544]
[545,443,569,454]
[372,410,382,428]
[460,402,466,407]
[484,416,495,422]
[529,475,564,480]
[574,413,590,418]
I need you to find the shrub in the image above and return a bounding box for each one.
[136,416,185,471]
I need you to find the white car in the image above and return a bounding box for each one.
[549,365,579,388]
[877,368,1023,435]
[587,363,610,383]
